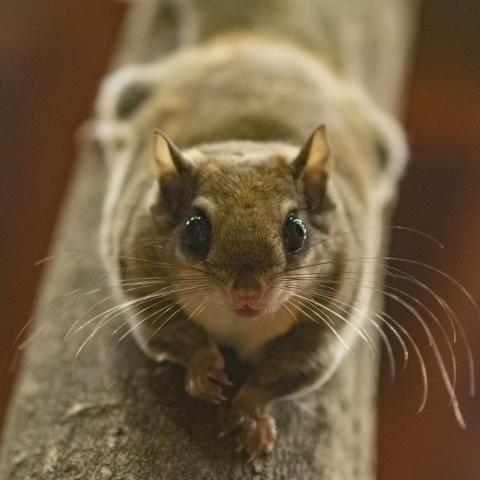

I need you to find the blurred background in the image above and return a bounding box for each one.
[0,1,479,478]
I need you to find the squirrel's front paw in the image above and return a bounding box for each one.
[221,385,276,461]
[221,410,277,461]
[185,347,231,404]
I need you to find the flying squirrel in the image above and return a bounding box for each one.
[94,15,407,460]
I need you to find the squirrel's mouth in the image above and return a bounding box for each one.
[233,306,264,318]
[229,285,273,318]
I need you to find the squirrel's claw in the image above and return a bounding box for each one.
[185,348,231,404]
[220,410,277,460]
[239,415,277,461]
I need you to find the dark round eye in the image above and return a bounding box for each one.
[183,211,211,259]
[283,213,307,254]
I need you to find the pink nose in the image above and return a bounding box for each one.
[231,274,262,306]
[232,288,261,304]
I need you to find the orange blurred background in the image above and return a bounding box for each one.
[0,1,479,478]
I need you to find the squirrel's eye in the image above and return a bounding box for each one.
[183,211,211,259]
[283,213,307,254]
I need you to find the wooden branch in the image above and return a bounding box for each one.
[0,1,420,478]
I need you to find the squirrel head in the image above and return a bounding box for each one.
[148,127,347,319]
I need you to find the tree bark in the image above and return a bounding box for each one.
[0,1,420,479]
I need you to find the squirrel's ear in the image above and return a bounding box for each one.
[291,126,335,212]
[151,131,194,214]
[291,125,334,180]
[152,130,192,177]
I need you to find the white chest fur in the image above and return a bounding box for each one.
[183,302,296,362]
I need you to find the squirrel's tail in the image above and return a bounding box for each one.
[181,0,326,51]
[181,0,415,114]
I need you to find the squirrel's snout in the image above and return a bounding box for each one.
[232,287,261,304]
[230,273,268,317]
